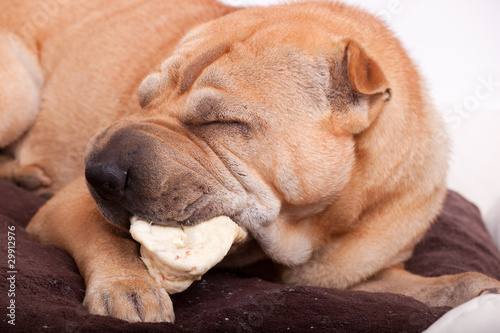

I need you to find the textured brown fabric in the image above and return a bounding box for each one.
[406,191,500,278]
[1,178,499,332]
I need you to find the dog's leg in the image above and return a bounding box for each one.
[26,177,175,322]
[0,33,43,148]
[0,32,51,192]
[351,266,500,307]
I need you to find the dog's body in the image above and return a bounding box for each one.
[1,0,499,323]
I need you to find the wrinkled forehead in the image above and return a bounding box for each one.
[138,9,333,108]
[137,17,253,106]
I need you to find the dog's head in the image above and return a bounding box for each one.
[84,4,392,234]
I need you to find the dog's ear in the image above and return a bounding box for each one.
[330,39,391,134]
[346,40,388,96]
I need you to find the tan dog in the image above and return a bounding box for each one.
[1,0,499,323]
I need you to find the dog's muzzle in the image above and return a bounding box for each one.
[84,119,251,230]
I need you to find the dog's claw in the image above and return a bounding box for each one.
[83,276,175,323]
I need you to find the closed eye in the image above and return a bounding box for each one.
[185,96,255,135]
[187,119,251,136]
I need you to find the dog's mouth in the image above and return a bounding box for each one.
[127,200,233,228]
[84,155,257,230]
[87,170,280,235]
[87,178,242,229]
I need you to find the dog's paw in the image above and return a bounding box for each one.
[463,272,500,298]
[0,157,52,191]
[83,275,174,323]
[14,164,52,191]
[479,287,500,296]
[444,272,500,307]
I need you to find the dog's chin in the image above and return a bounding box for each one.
[89,195,132,230]
[97,204,133,229]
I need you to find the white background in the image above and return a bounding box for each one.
[219,0,500,243]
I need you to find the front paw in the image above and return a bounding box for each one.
[452,272,500,307]
[0,157,52,192]
[84,275,174,323]
[14,164,52,191]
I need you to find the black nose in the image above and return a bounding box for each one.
[85,163,128,201]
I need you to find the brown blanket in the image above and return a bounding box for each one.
[1,178,500,332]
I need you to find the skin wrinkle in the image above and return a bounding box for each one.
[214,142,252,192]
[178,42,231,94]
[156,161,211,198]
[134,119,245,198]
[216,142,276,210]
[180,193,209,224]
[175,20,265,96]
[196,71,229,91]
[184,131,241,194]
[132,128,214,189]
[137,119,211,165]
[191,97,263,132]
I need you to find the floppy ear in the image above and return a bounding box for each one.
[346,40,388,96]
[331,39,391,134]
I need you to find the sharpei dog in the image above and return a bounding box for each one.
[1,0,499,323]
